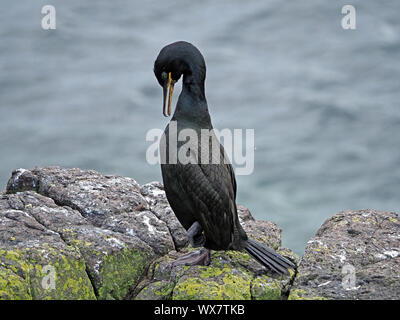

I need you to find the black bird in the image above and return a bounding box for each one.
[153,41,294,275]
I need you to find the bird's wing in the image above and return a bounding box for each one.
[173,139,238,249]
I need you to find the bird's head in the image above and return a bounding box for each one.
[154,41,206,117]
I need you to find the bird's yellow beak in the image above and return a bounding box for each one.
[163,72,176,117]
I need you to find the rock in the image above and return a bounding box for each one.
[7,167,399,300]
[0,191,154,300]
[6,167,182,254]
[289,209,400,300]
[140,182,188,250]
[0,193,96,300]
[7,167,148,225]
[3,167,179,299]
[132,205,299,300]
[133,248,296,300]
[237,205,282,250]
[2,166,298,300]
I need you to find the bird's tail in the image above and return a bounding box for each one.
[244,238,295,275]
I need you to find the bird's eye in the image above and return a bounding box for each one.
[161,72,168,80]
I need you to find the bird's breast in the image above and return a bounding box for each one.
[161,122,226,166]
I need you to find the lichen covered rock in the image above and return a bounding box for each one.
[0,194,96,299]
[2,167,180,299]
[2,166,297,300]
[289,209,400,300]
[132,205,299,301]
[4,167,398,300]
[133,248,297,300]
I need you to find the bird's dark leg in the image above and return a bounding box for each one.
[187,221,205,247]
[171,221,210,267]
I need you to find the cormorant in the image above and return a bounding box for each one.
[153,41,294,274]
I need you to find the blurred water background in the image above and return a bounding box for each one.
[1,0,399,255]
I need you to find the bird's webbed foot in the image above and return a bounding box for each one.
[171,247,211,267]
[187,221,205,248]
[170,222,210,267]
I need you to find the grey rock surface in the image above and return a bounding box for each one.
[2,166,399,300]
[289,209,400,300]
[3,167,184,299]
[2,166,297,300]
[132,204,298,300]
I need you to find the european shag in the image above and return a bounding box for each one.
[153,41,294,274]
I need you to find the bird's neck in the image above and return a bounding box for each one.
[183,71,206,99]
[172,75,212,128]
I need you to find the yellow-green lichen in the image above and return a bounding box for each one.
[136,280,175,300]
[0,266,32,300]
[223,250,251,261]
[0,247,96,300]
[211,250,251,268]
[154,281,175,298]
[97,248,151,300]
[69,239,92,248]
[288,289,329,300]
[257,236,279,250]
[199,265,227,279]
[389,217,398,223]
[251,275,282,300]
[173,265,252,300]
